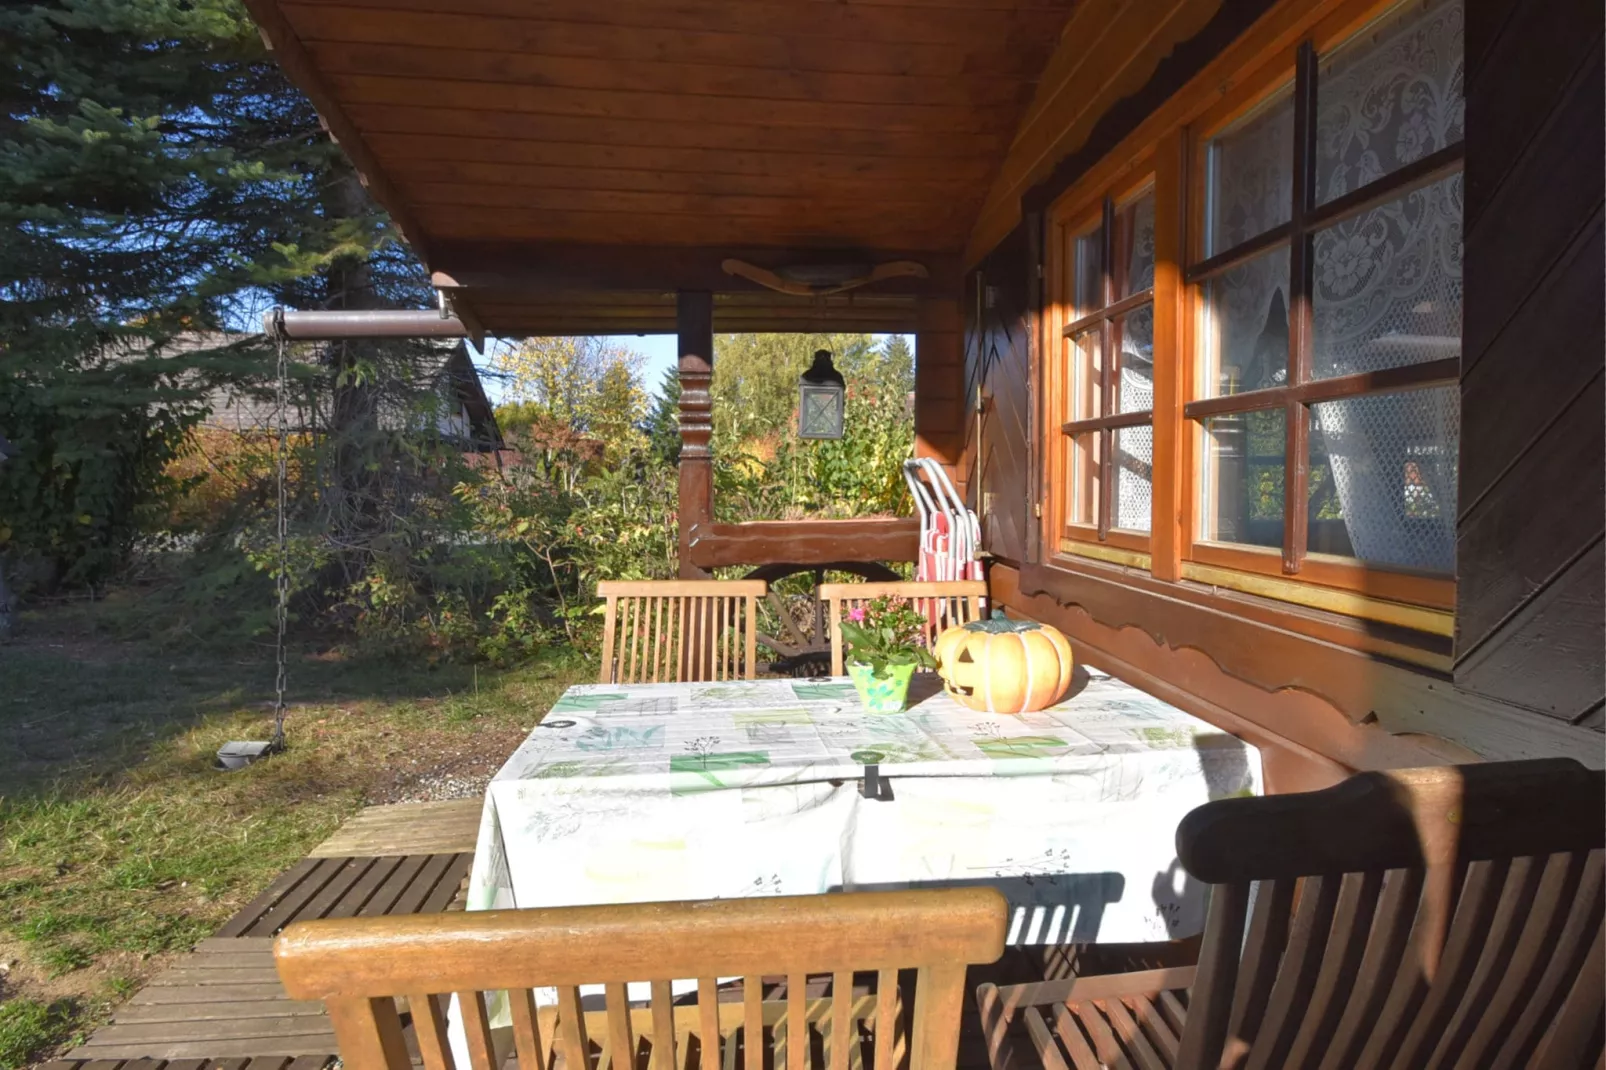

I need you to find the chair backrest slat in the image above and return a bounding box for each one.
[277,889,1006,1070]
[874,966,901,1070]
[1419,855,1548,1068]
[697,975,722,1070]
[817,581,987,677]
[409,991,455,1070]
[1223,877,1294,1063]
[1172,760,1606,1070]
[509,986,547,1070]
[1241,874,1341,1070]
[1457,850,1591,1066]
[459,988,497,1070]
[1280,870,1384,1069]
[597,580,765,684]
[1488,849,1605,1070]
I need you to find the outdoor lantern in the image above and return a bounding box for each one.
[798,349,846,440]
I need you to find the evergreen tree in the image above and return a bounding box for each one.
[0,0,428,587]
[644,367,682,468]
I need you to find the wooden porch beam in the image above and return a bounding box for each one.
[430,244,963,298]
[677,291,715,579]
[684,519,920,570]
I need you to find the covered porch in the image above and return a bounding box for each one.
[63,0,1606,1066]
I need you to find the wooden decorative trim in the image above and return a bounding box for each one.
[677,291,715,579]
[1058,541,1153,570]
[1033,550,1449,668]
[994,564,1474,777]
[1181,561,1453,637]
[998,560,1603,768]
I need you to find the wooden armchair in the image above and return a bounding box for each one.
[819,581,987,676]
[976,759,1605,1070]
[597,579,765,684]
[275,888,1007,1070]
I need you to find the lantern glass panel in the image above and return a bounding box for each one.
[798,383,845,439]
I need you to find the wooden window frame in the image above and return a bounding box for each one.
[1049,167,1160,555]
[1183,18,1463,611]
[1036,0,1463,627]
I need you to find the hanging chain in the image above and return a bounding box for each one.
[270,309,290,751]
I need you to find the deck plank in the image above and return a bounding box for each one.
[114,1002,328,1024]
[132,984,300,1006]
[308,799,481,858]
[79,1019,335,1044]
[71,1039,338,1060]
[214,860,321,939]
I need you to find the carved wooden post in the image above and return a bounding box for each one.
[677,291,714,580]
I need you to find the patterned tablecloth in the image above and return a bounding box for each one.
[464,668,1261,946]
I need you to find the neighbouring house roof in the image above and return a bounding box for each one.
[110,331,502,451]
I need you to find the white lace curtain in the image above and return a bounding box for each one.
[1207,0,1463,572]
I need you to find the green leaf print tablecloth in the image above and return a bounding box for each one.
[464,668,1262,946]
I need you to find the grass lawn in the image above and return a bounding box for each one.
[0,586,590,1069]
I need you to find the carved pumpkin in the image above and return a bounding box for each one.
[933,614,1074,714]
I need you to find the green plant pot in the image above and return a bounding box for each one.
[847,661,915,713]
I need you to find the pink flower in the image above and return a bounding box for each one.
[847,606,866,623]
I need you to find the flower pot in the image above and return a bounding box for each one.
[847,661,915,713]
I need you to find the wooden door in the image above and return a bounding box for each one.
[967,226,1033,566]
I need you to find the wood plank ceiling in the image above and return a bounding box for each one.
[246,0,1079,334]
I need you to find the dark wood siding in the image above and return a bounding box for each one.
[966,224,1033,566]
[1455,0,1605,726]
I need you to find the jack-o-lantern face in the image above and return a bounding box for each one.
[933,616,1074,714]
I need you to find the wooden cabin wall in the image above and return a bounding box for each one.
[1454,0,1605,732]
[962,0,1606,779]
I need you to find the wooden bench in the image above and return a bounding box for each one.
[274,888,1008,1070]
[976,759,1605,1070]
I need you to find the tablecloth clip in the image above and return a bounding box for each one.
[860,764,892,801]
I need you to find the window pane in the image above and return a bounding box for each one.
[1073,224,1104,317]
[1316,0,1464,205]
[1312,171,1462,379]
[1201,408,1285,548]
[1114,425,1153,533]
[1207,86,1295,255]
[1068,327,1105,420]
[1114,305,1154,413]
[1309,386,1458,573]
[1201,245,1290,398]
[1066,432,1100,527]
[1115,187,1156,298]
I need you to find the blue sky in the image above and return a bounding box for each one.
[472,333,913,404]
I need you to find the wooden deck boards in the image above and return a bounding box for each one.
[69,802,481,1065]
[68,942,338,1061]
[308,798,481,858]
[215,853,471,938]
